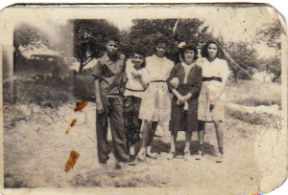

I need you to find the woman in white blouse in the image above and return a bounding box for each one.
[137,37,174,161]
[197,40,230,163]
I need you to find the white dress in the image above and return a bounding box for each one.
[138,55,174,121]
[197,58,230,121]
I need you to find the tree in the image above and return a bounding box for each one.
[127,19,212,61]
[13,23,50,71]
[256,19,282,50]
[256,19,282,82]
[73,19,120,71]
[226,42,258,82]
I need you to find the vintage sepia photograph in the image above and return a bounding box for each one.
[0,3,287,195]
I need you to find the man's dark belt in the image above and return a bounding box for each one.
[125,87,145,92]
[203,77,222,82]
[150,80,166,83]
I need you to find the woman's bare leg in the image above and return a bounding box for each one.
[214,120,224,162]
[137,120,151,160]
[184,131,192,153]
[167,131,177,159]
[198,121,205,155]
[146,122,158,158]
[214,120,224,153]
[184,131,192,160]
[170,132,177,152]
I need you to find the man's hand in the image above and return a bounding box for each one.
[96,106,104,114]
[96,102,104,114]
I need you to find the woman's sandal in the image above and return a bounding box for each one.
[195,147,205,160]
[216,153,223,163]
[184,150,191,161]
[137,149,146,161]
[167,151,175,160]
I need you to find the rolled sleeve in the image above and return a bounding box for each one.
[92,61,102,80]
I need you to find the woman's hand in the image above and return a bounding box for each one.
[170,77,180,88]
[131,71,141,79]
[182,93,192,101]
[177,96,186,104]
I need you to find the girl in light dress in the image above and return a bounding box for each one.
[197,40,230,163]
[137,37,174,161]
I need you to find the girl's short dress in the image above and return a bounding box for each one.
[168,62,202,134]
[197,58,230,122]
[138,55,174,122]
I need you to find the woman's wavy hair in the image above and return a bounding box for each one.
[201,40,224,59]
[179,44,198,61]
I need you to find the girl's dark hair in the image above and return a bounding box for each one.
[201,40,223,59]
[104,36,120,44]
[153,36,168,56]
[131,48,146,68]
[155,36,168,46]
[179,44,198,61]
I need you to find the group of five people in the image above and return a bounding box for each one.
[91,36,230,166]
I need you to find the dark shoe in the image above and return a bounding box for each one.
[146,152,158,159]
[98,156,109,164]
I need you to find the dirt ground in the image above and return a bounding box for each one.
[3,81,284,194]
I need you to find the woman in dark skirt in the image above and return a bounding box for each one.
[167,43,202,160]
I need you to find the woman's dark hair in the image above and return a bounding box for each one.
[131,48,146,68]
[201,40,223,59]
[179,44,198,61]
[104,36,120,44]
[155,36,168,47]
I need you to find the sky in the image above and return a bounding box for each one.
[0,4,283,59]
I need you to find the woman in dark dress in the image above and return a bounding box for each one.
[167,44,203,160]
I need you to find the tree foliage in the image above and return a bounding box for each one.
[256,19,282,50]
[255,20,282,82]
[73,19,120,63]
[126,19,212,61]
[226,42,258,81]
[14,23,49,50]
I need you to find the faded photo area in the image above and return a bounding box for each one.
[1,4,286,194]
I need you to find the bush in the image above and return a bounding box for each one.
[12,77,74,108]
[226,108,280,127]
[227,80,281,106]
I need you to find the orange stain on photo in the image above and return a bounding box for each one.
[65,150,80,172]
[70,118,77,127]
[74,101,88,112]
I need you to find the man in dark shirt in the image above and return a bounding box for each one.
[93,38,131,164]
